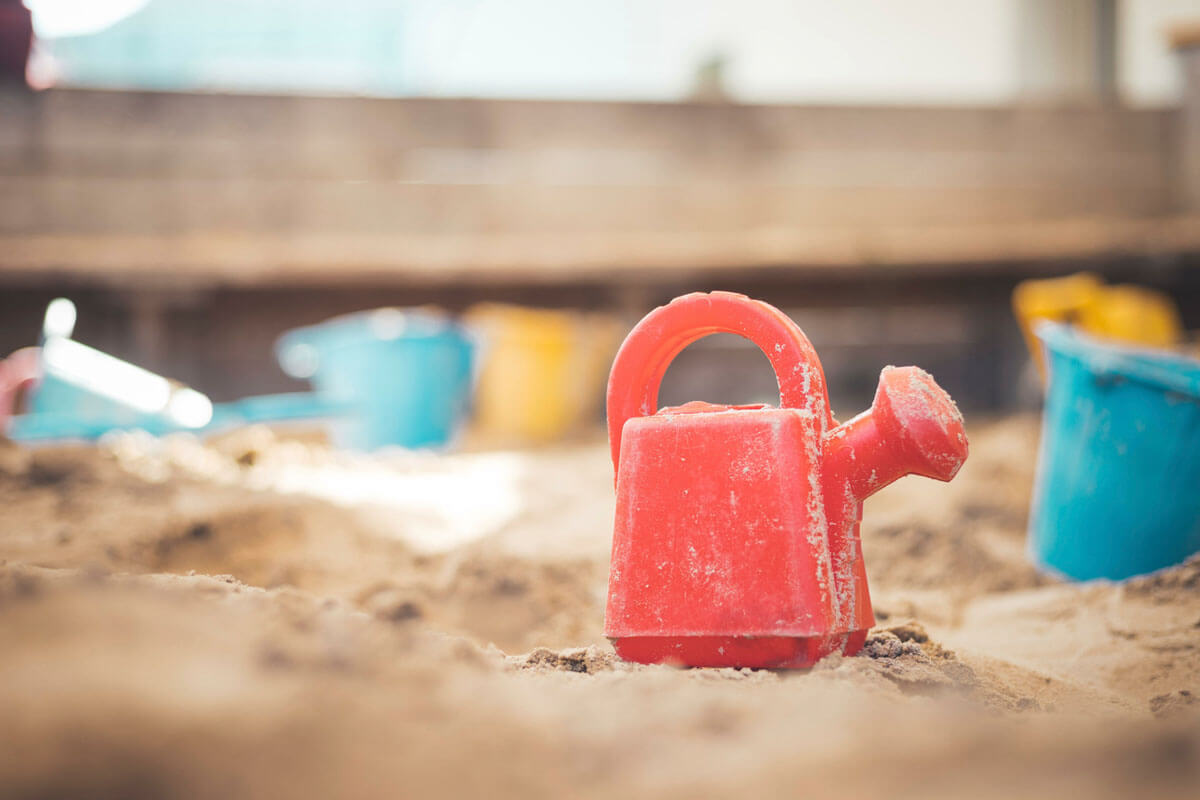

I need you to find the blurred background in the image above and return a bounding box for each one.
[2,0,1200,446]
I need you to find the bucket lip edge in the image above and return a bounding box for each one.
[274,308,475,376]
[277,307,469,349]
[1034,321,1200,400]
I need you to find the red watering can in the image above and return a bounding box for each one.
[605,292,968,669]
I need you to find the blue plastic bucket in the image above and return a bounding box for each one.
[275,308,476,451]
[1029,323,1200,581]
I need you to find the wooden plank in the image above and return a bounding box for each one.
[1,176,1174,237]
[2,91,1175,170]
[0,87,1190,284]
[1,217,1197,290]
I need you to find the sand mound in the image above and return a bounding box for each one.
[1,417,1198,798]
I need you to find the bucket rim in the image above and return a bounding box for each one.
[1035,321,1200,400]
[280,307,466,345]
[275,307,473,379]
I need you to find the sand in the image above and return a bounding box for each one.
[1,416,1198,799]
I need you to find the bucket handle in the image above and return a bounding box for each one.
[606,291,831,473]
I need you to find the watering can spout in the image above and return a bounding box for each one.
[824,366,968,501]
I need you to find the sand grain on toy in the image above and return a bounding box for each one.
[1,416,1198,799]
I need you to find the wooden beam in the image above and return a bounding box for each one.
[1,216,1198,290]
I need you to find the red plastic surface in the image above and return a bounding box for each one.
[609,408,832,638]
[605,292,968,669]
[0,347,39,429]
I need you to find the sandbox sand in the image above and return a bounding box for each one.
[0,416,1197,799]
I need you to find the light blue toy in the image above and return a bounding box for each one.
[22,298,216,439]
[1029,323,1200,581]
[276,308,476,451]
[9,299,352,444]
[9,301,474,450]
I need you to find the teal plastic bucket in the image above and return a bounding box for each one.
[276,308,476,451]
[1029,323,1200,581]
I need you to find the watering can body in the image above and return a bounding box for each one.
[605,292,968,669]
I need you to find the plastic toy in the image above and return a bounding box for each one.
[1013,272,1181,383]
[9,300,472,450]
[7,299,353,444]
[467,304,618,444]
[1029,323,1200,581]
[604,292,968,669]
[23,298,215,438]
[276,308,475,451]
[0,347,39,431]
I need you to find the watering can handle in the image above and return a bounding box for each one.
[606,292,831,473]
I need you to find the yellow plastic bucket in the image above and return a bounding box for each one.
[1013,273,1182,380]
[467,304,619,444]
[1077,284,1182,348]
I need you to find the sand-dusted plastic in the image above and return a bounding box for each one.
[1030,322,1200,581]
[605,292,969,669]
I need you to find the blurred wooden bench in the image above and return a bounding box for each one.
[2,217,1199,290]
[2,88,1196,288]
[2,88,1198,410]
